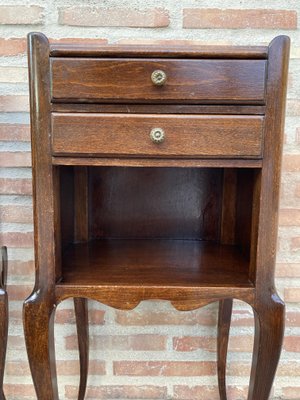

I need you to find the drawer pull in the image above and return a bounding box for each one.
[150,128,165,144]
[151,70,167,86]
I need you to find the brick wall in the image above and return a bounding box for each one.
[0,1,299,399]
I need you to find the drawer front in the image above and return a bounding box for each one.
[50,58,266,104]
[52,114,264,158]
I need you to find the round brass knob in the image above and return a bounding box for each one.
[150,128,165,144]
[151,70,167,86]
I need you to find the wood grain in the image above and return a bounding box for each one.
[52,157,263,168]
[51,103,266,115]
[51,113,264,158]
[0,247,7,400]
[23,32,59,400]
[51,58,266,104]
[89,167,222,241]
[50,43,268,59]
[26,33,289,399]
[217,298,233,400]
[59,239,252,287]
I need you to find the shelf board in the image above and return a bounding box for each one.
[59,239,252,288]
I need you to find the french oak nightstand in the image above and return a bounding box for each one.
[0,246,8,400]
[24,32,290,400]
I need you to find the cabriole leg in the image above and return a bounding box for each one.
[23,293,58,400]
[217,298,233,400]
[74,297,89,400]
[248,293,285,400]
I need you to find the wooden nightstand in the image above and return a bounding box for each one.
[24,33,290,400]
[0,246,8,400]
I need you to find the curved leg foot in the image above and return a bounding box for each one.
[74,298,89,400]
[0,246,8,400]
[23,293,58,400]
[0,293,8,400]
[217,298,233,400]
[248,293,285,400]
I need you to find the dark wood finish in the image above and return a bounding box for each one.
[246,35,290,400]
[51,58,266,104]
[51,103,266,115]
[74,298,89,400]
[52,114,264,158]
[23,32,59,400]
[60,239,252,287]
[25,33,289,400]
[49,44,268,59]
[52,157,263,168]
[89,167,222,240]
[73,166,89,400]
[221,169,237,245]
[217,298,233,400]
[0,247,8,400]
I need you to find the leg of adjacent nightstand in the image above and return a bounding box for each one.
[217,299,233,400]
[0,246,8,400]
[74,298,89,400]
[247,293,285,400]
[23,295,58,400]
[0,294,8,400]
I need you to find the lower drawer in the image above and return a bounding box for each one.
[51,113,264,158]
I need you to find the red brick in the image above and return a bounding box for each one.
[277,361,300,376]
[65,385,167,399]
[279,209,300,226]
[57,360,105,375]
[227,362,251,376]
[173,335,253,352]
[173,385,248,400]
[183,8,297,29]
[282,386,300,399]
[3,384,35,398]
[0,38,26,56]
[113,361,216,376]
[286,311,300,327]
[291,237,300,251]
[5,260,34,276]
[284,288,300,302]
[0,178,32,195]
[0,95,29,112]
[50,37,108,45]
[6,284,33,301]
[0,124,30,141]
[117,39,231,46]
[0,6,43,25]
[5,361,30,376]
[295,183,300,198]
[282,155,300,172]
[0,232,34,248]
[284,336,300,352]
[0,205,33,224]
[7,334,25,350]
[66,334,166,351]
[0,152,31,167]
[59,7,169,28]
[55,308,105,325]
[276,263,300,278]
[115,307,217,326]
[231,309,254,327]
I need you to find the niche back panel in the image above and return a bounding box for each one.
[89,167,223,240]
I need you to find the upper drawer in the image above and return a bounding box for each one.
[51,113,264,158]
[50,58,267,105]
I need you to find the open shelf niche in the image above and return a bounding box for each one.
[55,166,260,289]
